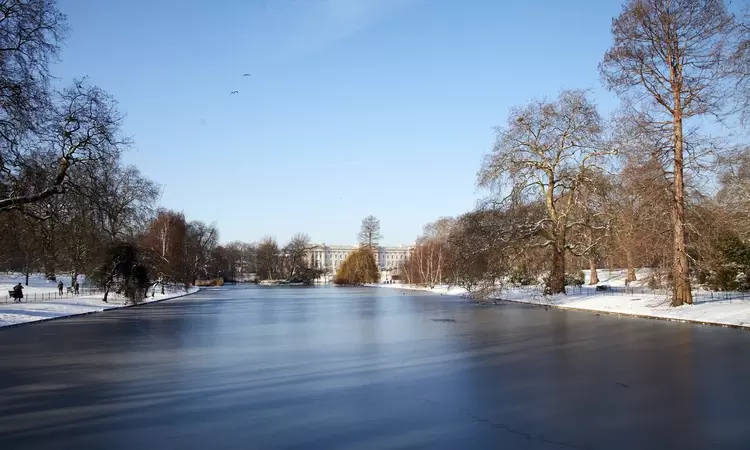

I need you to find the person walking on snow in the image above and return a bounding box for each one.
[58,281,63,295]
[74,280,79,295]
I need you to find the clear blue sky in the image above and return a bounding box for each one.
[54,0,625,246]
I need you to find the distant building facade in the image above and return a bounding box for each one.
[306,244,413,273]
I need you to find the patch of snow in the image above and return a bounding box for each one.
[374,283,468,296]
[0,272,86,297]
[581,268,653,287]
[375,281,750,329]
[0,274,198,327]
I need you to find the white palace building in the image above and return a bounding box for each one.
[306,244,413,273]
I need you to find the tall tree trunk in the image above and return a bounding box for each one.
[672,103,693,306]
[103,285,110,303]
[589,256,599,285]
[25,266,30,286]
[548,243,566,294]
[44,261,54,280]
[626,249,636,282]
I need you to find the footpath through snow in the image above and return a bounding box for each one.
[377,269,750,329]
[0,273,198,327]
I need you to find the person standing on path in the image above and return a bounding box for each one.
[58,281,63,295]
[74,280,79,295]
[13,283,23,302]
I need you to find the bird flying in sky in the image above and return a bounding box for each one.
[230,91,239,95]
[243,73,251,77]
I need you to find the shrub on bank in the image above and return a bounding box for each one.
[288,268,324,285]
[90,242,152,303]
[334,248,380,285]
[565,270,585,287]
[507,265,536,286]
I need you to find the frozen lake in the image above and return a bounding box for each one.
[1,285,750,449]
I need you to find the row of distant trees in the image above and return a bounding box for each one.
[195,215,387,287]
[399,0,750,306]
[249,233,319,283]
[215,215,387,285]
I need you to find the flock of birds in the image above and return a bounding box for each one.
[230,73,252,95]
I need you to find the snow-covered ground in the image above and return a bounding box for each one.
[581,268,653,287]
[1,272,87,298]
[0,273,198,327]
[376,268,750,329]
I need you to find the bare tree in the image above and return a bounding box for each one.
[207,246,231,280]
[59,193,101,285]
[730,6,750,123]
[284,233,311,277]
[409,218,454,288]
[609,156,672,282]
[143,209,188,290]
[72,160,159,240]
[358,215,382,249]
[478,90,606,294]
[600,0,734,305]
[446,208,517,297]
[0,0,66,154]
[685,147,750,289]
[185,220,218,284]
[397,258,412,285]
[4,211,43,285]
[237,242,257,279]
[6,163,65,274]
[569,171,613,285]
[256,236,280,281]
[715,145,750,234]
[218,241,251,281]
[1,81,130,212]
